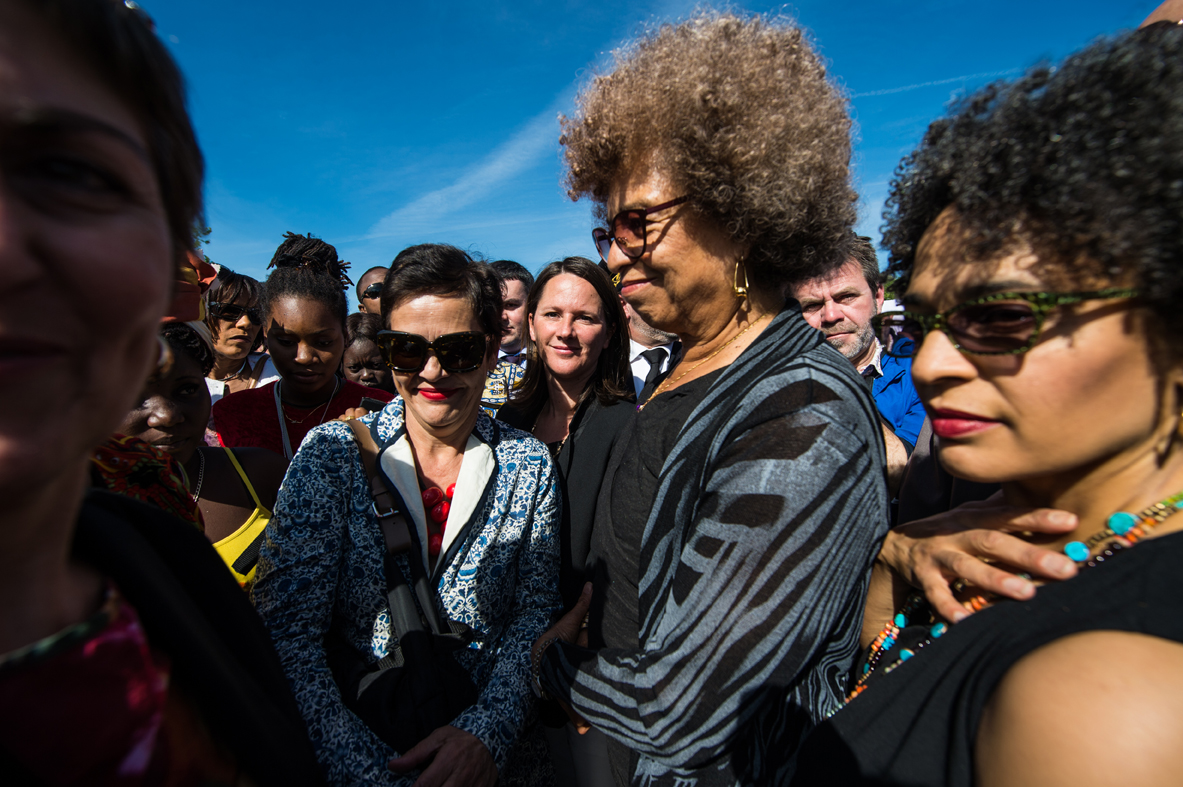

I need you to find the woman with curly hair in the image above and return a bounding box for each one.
[792,22,1183,787]
[530,12,889,786]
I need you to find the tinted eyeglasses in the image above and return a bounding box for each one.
[874,288,1139,358]
[209,301,261,326]
[375,330,488,373]
[362,283,383,300]
[592,195,689,261]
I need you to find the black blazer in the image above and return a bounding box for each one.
[500,396,636,610]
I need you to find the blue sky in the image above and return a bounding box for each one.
[147,0,1159,292]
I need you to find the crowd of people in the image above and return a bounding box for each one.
[2,1,1182,786]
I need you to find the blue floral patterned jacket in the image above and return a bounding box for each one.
[253,399,561,786]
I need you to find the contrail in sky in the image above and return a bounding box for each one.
[852,68,1022,98]
[365,96,566,240]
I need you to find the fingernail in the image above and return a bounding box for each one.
[1002,576,1033,597]
[1046,511,1077,526]
[951,609,969,623]
[1048,555,1076,577]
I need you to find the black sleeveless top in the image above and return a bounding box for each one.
[791,530,1183,787]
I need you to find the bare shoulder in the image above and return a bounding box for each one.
[228,447,289,509]
[976,630,1183,787]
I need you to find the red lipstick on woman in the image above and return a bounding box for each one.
[930,408,1000,438]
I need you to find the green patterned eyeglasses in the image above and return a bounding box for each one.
[873,288,1140,358]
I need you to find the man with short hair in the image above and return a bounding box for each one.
[790,235,925,448]
[789,235,925,496]
[623,299,679,403]
[481,260,534,415]
[355,265,387,314]
[488,260,533,366]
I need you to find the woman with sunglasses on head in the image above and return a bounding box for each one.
[792,24,1183,787]
[212,233,393,459]
[205,267,278,406]
[529,12,889,787]
[120,322,288,588]
[253,243,562,787]
[0,1,321,783]
[498,257,633,786]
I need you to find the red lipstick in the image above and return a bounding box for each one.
[931,408,999,439]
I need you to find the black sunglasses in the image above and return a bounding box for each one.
[375,330,488,373]
[209,301,261,326]
[362,282,383,300]
[592,195,689,261]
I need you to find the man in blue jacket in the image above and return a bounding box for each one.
[789,234,926,458]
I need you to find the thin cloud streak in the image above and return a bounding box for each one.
[852,68,1022,97]
[365,96,567,240]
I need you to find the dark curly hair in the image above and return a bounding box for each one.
[508,257,632,412]
[560,10,856,290]
[382,244,502,341]
[882,23,1183,346]
[345,312,382,348]
[261,233,349,330]
[161,323,213,376]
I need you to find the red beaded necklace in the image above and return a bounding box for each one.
[421,483,456,560]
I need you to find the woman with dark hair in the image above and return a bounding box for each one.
[213,233,393,459]
[254,243,562,787]
[344,311,395,393]
[205,267,277,405]
[120,322,288,587]
[499,257,633,786]
[792,23,1183,787]
[0,1,319,783]
[529,12,888,786]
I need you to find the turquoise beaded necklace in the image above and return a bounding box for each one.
[1062,489,1183,561]
[846,487,1183,705]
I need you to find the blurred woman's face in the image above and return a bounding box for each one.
[343,338,393,392]
[211,294,262,363]
[0,6,173,490]
[387,294,496,439]
[265,296,345,402]
[119,347,209,465]
[906,208,1179,486]
[529,273,613,389]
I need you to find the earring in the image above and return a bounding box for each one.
[733,258,750,303]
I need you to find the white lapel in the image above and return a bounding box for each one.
[377,432,496,573]
[443,435,496,558]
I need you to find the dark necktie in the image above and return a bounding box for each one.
[501,351,525,367]
[638,347,669,403]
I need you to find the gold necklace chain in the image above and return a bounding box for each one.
[639,313,770,411]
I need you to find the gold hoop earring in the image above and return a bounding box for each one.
[733,258,749,303]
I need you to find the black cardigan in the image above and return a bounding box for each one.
[499,395,636,610]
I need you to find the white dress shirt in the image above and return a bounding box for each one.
[629,338,675,398]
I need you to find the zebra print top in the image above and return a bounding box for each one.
[539,304,890,786]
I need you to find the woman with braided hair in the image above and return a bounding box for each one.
[213,233,393,459]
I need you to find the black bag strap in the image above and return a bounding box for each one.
[346,419,456,639]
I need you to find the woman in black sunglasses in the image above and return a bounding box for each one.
[252,244,562,787]
[530,12,889,787]
[792,23,1183,787]
[204,267,276,408]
